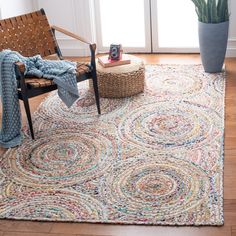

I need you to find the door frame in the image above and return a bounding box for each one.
[151,0,199,53]
[93,0,200,53]
[94,0,152,53]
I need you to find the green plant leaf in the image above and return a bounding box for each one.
[190,0,229,23]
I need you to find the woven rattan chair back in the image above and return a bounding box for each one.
[0,9,60,57]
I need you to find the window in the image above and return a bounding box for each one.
[94,0,151,52]
[95,0,199,53]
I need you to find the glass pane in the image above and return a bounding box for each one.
[157,0,199,48]
[99,0,146,47]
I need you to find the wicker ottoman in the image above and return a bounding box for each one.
[90,55,145,98]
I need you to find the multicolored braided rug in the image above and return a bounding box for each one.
[0,65,225,225]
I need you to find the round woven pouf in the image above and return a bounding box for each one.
[90,55,145,98]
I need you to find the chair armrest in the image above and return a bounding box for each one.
[14,62,26,87]
[51,25,92,45]
[15,61,25,74]
[51,25,97,71]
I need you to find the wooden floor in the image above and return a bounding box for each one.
[0,54,236,236]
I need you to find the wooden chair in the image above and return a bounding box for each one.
[0,9,101,139]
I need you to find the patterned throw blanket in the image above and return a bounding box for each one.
[0,50,79,148]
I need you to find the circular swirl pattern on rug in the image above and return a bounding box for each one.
[118,100,221,151]
[212,73,225,94]
[2,129,115,187]
[100,155,210,223]
[0,190,106,222]
[36,86,131,126]
[145,65,206,98]
[0,64,225,225]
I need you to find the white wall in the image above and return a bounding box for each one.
[34,0,94,56]
[0,0,35,19]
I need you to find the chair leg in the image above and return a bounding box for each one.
[22,95,35,139]
[15,64,35,140]
[91,72,101,115]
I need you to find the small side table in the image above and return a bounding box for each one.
[90,55,145,98]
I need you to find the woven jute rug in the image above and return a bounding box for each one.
[0,65,225,225]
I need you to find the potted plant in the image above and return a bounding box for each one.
[191,0,229,73]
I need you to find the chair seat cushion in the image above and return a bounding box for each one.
[25,62,91,88]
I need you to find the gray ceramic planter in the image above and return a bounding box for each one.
[198,21,229,73]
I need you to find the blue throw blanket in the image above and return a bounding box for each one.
[0,50,79,148]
